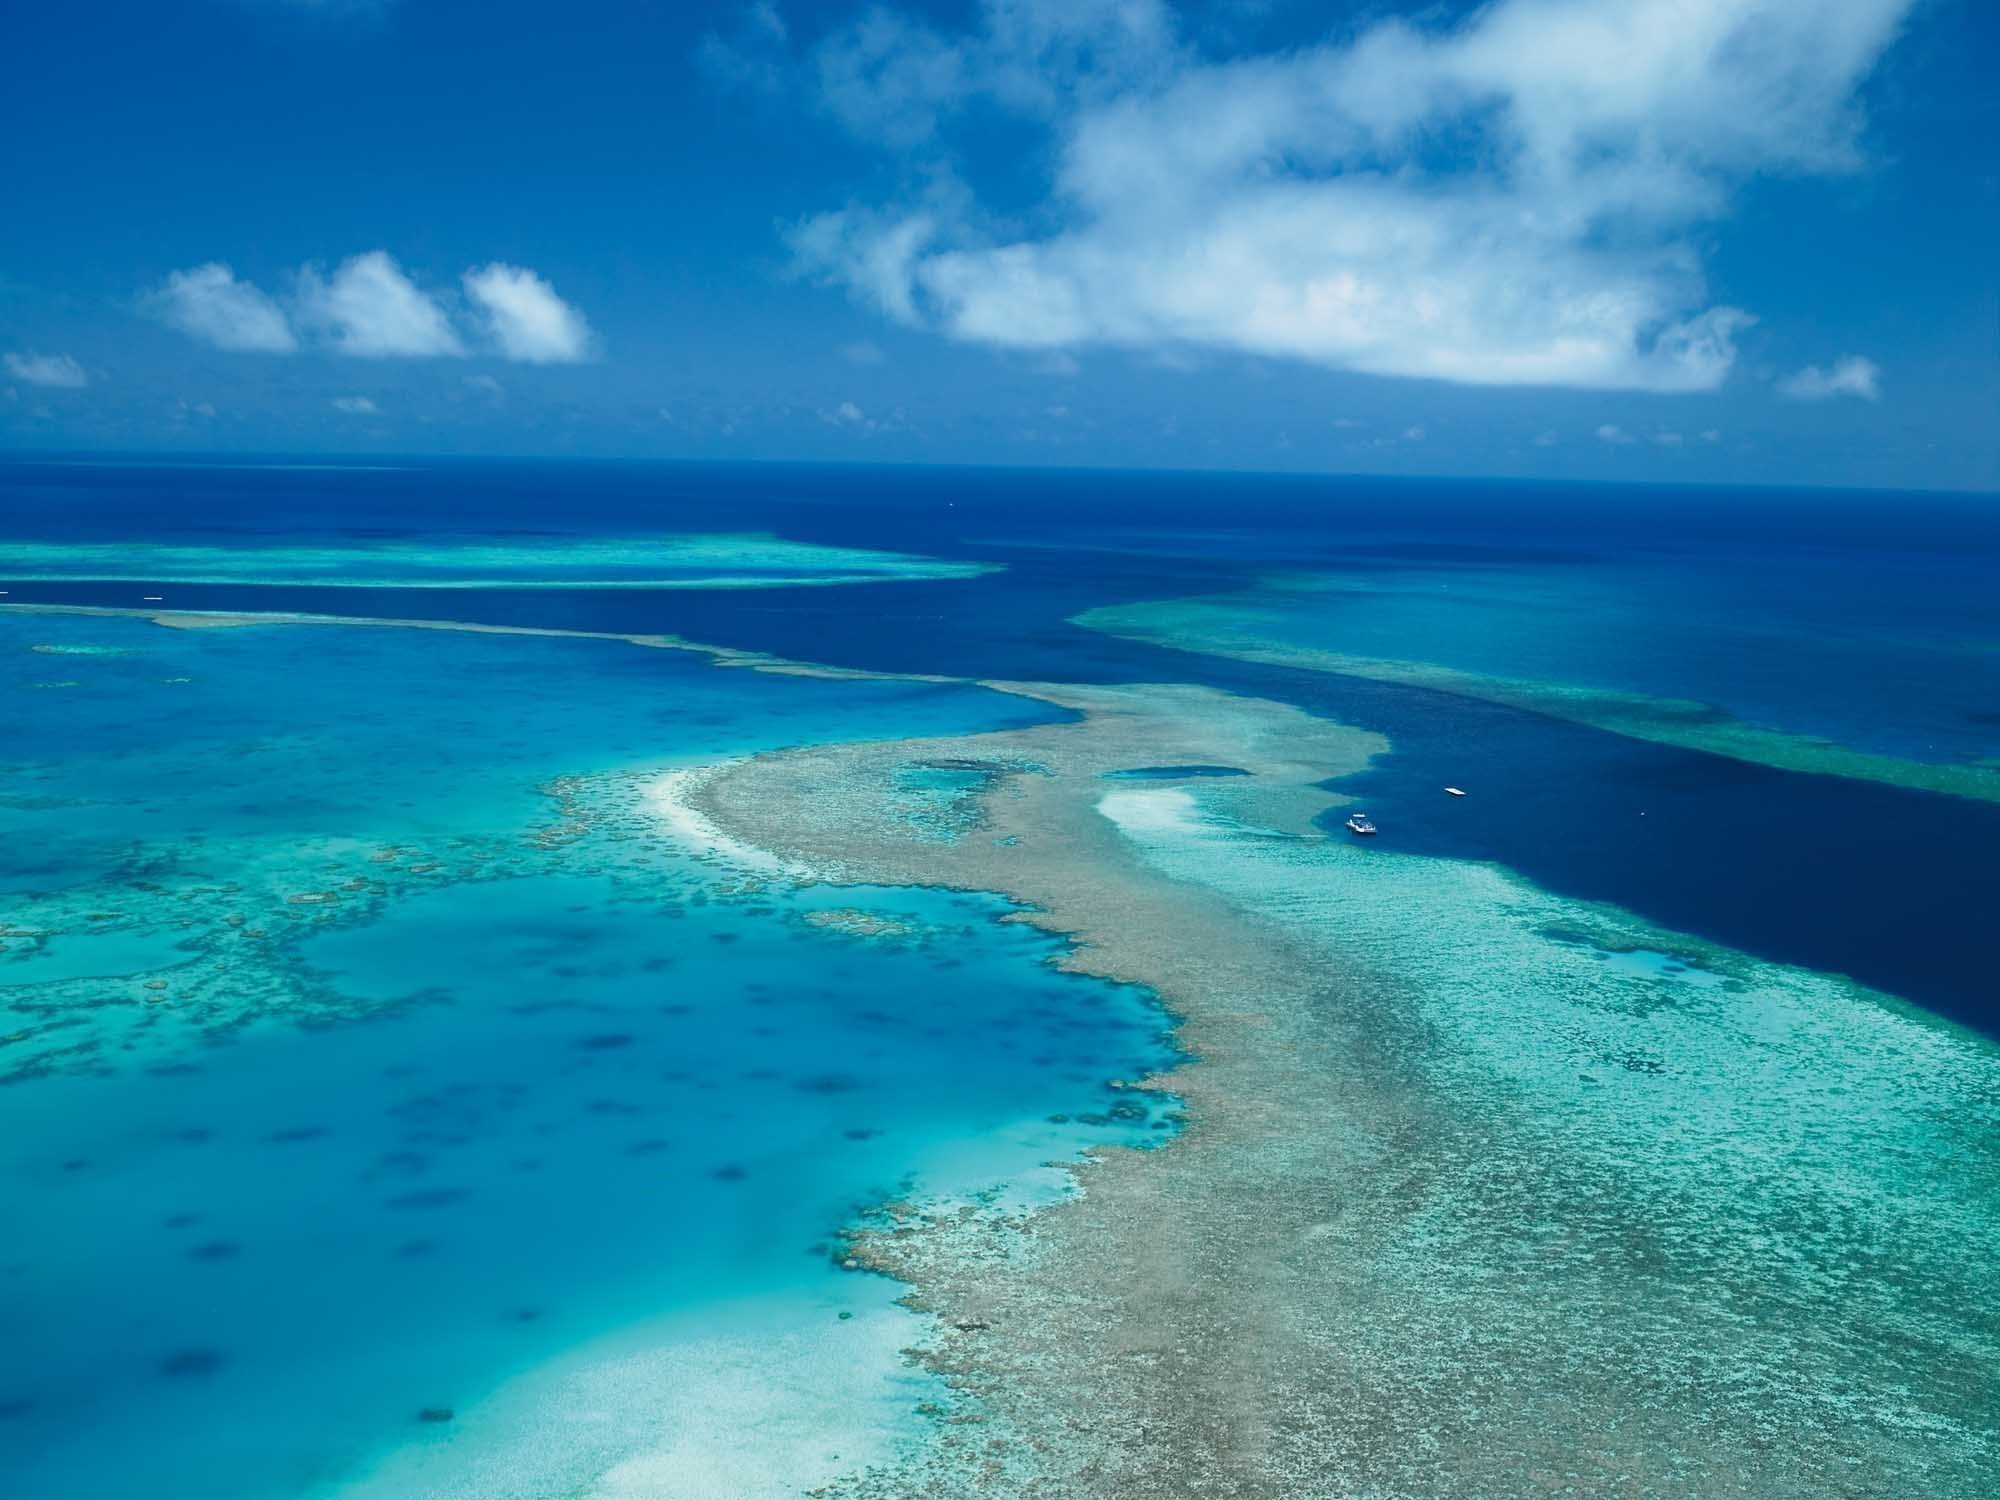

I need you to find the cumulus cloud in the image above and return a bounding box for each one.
[1597,424,1637,444]
[296,251,463,357]
[3,352,88,388]
[1777,354,1881,401]
[151,253,594,363]
[330,395,379,414]
[461,264,594,363]
[787,0,1913,392]
[150,264,299,353]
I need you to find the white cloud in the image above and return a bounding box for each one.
[150,264,299,353]
[1652,430,1685,446]
[791,0,1912,392]
[1597,424,1637,444]
[462,263,594,364]
[1701,428,1723,442]
[330,395,379,414]
[1777,354,1881,401]
[3,352,88,388]
[1402,425,1426,442]
[464,373,505,399]
[153,254,589,363]
[812,0,1175,147]
[297,251,463,357]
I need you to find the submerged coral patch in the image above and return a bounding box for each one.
[0,533,998,591]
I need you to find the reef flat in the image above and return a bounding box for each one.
[1078,593,2000,804]
[0,532,998,589]
[686,678,2000,1498]
[0,600,960,684]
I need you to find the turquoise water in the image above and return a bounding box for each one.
[0,611,1174,1498]
[0,533,996,589]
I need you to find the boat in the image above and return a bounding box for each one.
[1345,812,1378,835]
[1444,786,1466,797]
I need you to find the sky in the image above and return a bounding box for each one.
[1,0,1995,491]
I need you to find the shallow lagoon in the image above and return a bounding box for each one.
[0,611,1172,1499]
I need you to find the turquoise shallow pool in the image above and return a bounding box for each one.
[0,611,1173,1500]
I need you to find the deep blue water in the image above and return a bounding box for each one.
[5,457,1995,1033]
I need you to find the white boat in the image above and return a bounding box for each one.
[1444,786,1466,797]
[1345,812,1378,836]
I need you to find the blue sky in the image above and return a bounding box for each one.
[2,0,1994,491]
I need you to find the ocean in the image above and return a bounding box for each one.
[2,457,1995,1497]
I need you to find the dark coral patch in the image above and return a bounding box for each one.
[793,1073,861,1095]
[158,1348,225,1380]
